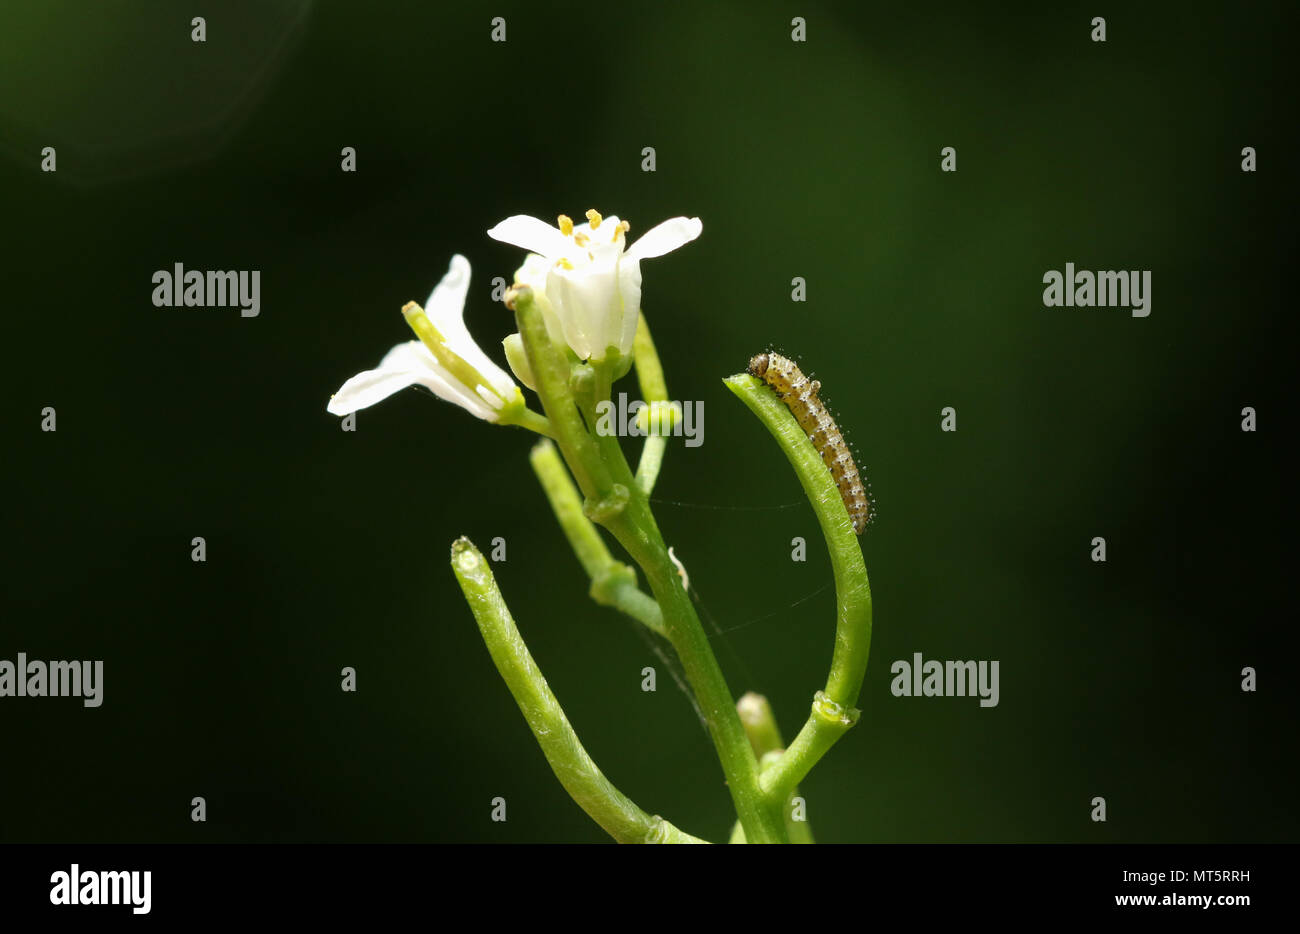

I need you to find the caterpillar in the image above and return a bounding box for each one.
[748,352,872,535]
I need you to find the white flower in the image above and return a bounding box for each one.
[487,209,702,362]
[327,254,523,421]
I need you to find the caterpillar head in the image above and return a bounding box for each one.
[747,353,771,378]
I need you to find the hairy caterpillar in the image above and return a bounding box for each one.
[747,352,872,534]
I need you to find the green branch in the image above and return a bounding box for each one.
[499,405,556,438]
[511,288,612,499]
[635,436,667,496]
[513,288,785,843]
[633,313,670,495]
[633,312,669,403]
[597,449,788,843]
[529,439,664,635]
[762,692,858,806]
[723,373,874,806]
[450,536,706,844]
[736,693,815,844]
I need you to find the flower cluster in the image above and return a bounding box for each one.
[327,210,701,425]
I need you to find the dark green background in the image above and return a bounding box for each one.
[2,1,1294,842]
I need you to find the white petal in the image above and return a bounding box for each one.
[420,256,518,403]
[378,339,435,372]
[424,254,471,322]
[513,253,551,290]
[616,259,643,355]
[625,216,703,262]
[549,253,622,360]
[546,269,593,359]
[514,254,566,346]
[476,384,508,412]
[407,354,500,420]
[327,341,498,420]
[458,344,518,403]
[327,341,428,415]
[328,368,421,416]
[487,215,571,257]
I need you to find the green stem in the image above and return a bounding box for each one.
[511,288,611,499]
[593,576,664,633]
[592,359,613,416]
[786,798,815,844]
[514,289,785,843]
[633,312,669,403]
[635,435,667,496]
[723,373,874,805]
[738,693,815,844]
[529,439,664,635]
[600,451,787,844]
[633,313,670,495]
[500,405,555,438]
[579,361,634,494]
[762,692,858,803]
[450,536,707,844]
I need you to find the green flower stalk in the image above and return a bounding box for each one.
[631,312,674,495]
[450,537,705,844]
[508,283,789,844]
[529,440,664,635]
[723,373,874,803]
[736,692,815,844]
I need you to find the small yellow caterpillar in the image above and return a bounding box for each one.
[748,352,872,535]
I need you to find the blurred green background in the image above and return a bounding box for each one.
[2,0,1294,842]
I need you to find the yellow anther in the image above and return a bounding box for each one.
[613,220,630,242]
[556,257,574,271]
[573,231,590,246]
[557,214,574,236]
[585,209,602,229]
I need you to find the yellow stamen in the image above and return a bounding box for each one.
[556,257,574,271]
[557,215,574,237]
[613,220,630,242]
[573,231,590,247]
[585,209,602,229]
